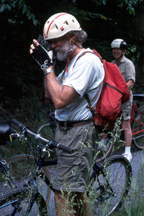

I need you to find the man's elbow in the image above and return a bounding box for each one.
[54,100,66,109]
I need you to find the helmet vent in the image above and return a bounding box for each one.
[43,13,81,40]
[64,21,68,25]
[55,24,58,29]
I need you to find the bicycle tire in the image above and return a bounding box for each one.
[89,155,132,216]
[5,154,51,206]
[0,186,47,216]
[132,105,144,150]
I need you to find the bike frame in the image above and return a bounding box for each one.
[36,155,57,191]
[130,94,144,138]
[131,104,144,136]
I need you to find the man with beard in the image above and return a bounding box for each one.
[30,13,104,216]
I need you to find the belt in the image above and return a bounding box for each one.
[56,119,92,128]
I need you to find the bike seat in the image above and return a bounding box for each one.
[0,123,11,135]
[0,122,15,145]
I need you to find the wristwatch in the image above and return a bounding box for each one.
[44,66,54,76]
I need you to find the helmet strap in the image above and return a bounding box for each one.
[65,56,70,73]
[65,33,82,73]
[66,33,82,49]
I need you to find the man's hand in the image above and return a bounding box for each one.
[30,39,54,71]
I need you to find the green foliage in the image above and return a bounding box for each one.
[91,0,143,15]
[0,0,39,25]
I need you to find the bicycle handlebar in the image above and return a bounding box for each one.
[133,94,144,100]
[11,119,73,154]
[11,119,27,130]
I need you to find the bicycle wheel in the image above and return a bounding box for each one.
[89,155,132,216]
[132,105,144,150]
[0,186,47,216]
[5,154,51,206]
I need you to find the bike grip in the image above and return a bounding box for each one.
[11,119,26,130]
[57,144,73,154]
[50,140,73,154]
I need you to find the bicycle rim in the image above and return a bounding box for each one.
[132,105,144,150]
[89,155,132,216]
[5,154,51,206]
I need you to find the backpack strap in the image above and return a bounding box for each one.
[73,50,95,68]
[92,49,103,62]
[84,93,96,115]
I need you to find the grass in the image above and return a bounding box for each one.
[112,153,144,216]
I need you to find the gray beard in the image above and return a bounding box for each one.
[56,41,75,61]
[57,50,68,61]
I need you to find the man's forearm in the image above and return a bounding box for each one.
[44,72,79,109]
[127,79,134,89]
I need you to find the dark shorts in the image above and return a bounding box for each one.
[121,97,133,120]
[52,122,96,192]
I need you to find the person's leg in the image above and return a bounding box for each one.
[73,192,93,216]
[121,97,133,162]
[54,190,92,216]
[122,119,132,161]
[122,120,132,147]
[54,190,75,216]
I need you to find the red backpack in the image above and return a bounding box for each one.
[78,49,130,131]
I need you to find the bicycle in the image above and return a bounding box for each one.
[36,94,144,163]
[0,120,72,216]
[0,118,132,216]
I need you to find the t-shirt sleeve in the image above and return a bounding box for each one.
[125,61,136,83]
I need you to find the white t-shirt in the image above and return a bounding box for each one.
[55,48,105,121]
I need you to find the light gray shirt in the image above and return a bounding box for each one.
[55,48,105,121]
[112,56,136,103]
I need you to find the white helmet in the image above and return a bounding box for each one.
[111,39,127,50]
[43,12,82,40]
